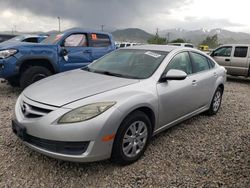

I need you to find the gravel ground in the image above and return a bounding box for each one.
[0,77,249,188]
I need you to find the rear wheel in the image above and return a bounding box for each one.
[111,111,152,165]
[206,87,223,115]
[20,66,52,89]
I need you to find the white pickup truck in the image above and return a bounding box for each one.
[211,44,250,77]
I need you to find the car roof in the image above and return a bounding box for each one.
[63,27,112,36]
[123,44,179,52]
[220,44,250,47]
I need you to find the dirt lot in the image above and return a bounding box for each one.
[0,77,249,188]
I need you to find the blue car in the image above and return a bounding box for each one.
[0,28,115,88]
[3,35,48,43]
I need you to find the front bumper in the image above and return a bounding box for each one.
[13,95,123,162]
[0,56,19,78]
[12,120,89,155]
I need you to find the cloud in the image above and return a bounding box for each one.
[0,0,192,31]
[182,17,244,29]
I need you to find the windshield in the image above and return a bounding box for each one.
[86,49,168,79]
[41,33,63,44]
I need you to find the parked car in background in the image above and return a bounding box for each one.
[0,34,16,43]
[119,42,139,48]
[211,44,250,77]
[4,34,48,43]
[168,43,194,48]
[12,45,226,164]
[0,28,115,88]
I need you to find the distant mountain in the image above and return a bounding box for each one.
[112,28,154,43]
[159,28,250,46]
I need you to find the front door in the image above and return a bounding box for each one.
[157,52,198,128]
[212,46,233,73]
[60,33,93,72]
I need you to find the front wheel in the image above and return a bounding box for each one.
[20,66,52,89]
[206,87,223,115]
[111,111,152,165]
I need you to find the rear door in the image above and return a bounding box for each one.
[89,33,114,60]
[212,46,233,73]
[60,33,93,71]
[189,52,217,107]
[230,46,249,76]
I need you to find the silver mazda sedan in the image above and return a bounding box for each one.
[12,45,226,164]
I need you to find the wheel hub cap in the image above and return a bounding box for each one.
[122,121,148,158]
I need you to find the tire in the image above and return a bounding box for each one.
[7,76,20,87]
[206,87,223,116]
[20,66,52,89]
[111,111,152,165]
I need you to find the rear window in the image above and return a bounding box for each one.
[90,34,111,47]
[234,47,248,58]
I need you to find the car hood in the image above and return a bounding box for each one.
[23,69,139,107]
[0,41,55,50]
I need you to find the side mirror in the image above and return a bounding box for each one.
[160,69,187,82]
[60,48,68,56]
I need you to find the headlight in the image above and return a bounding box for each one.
[58,102,116,124]
[0,49,18,59]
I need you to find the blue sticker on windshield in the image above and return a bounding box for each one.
[145,51,162,58]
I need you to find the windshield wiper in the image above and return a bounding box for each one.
[82,66,93,72]
[93,70,139,79]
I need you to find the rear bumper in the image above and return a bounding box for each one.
[0,56,19,78]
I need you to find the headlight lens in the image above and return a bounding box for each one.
[58,102,116,124]
[0,49,18,59]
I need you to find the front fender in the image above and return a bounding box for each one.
[14,45,59,72]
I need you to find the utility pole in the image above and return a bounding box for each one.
[14,25,17,34]
[156,28,159,36]
[167,32,170,43]
[156,28,159,44]
[57,17,61,32]
[101,24,105,32]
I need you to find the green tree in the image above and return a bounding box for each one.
[200,34,219,48]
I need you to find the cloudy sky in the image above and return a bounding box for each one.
[0,0,249,33]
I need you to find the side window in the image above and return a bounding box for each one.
[213,46,232,57]
[164,52,192,74]
[64,34,87,47]
[184,44,193,48]
[234,47,248,58]
[90,34,111,47]
[190,52,210,73]
[208,58,215,68]
[23,38,38,43]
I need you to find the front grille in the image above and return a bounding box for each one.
[20,101,53,118]
[25,134,89,155]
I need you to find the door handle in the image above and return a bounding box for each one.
[213,72,218,77]
[192,80,197,86]
[225,59,230,62]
